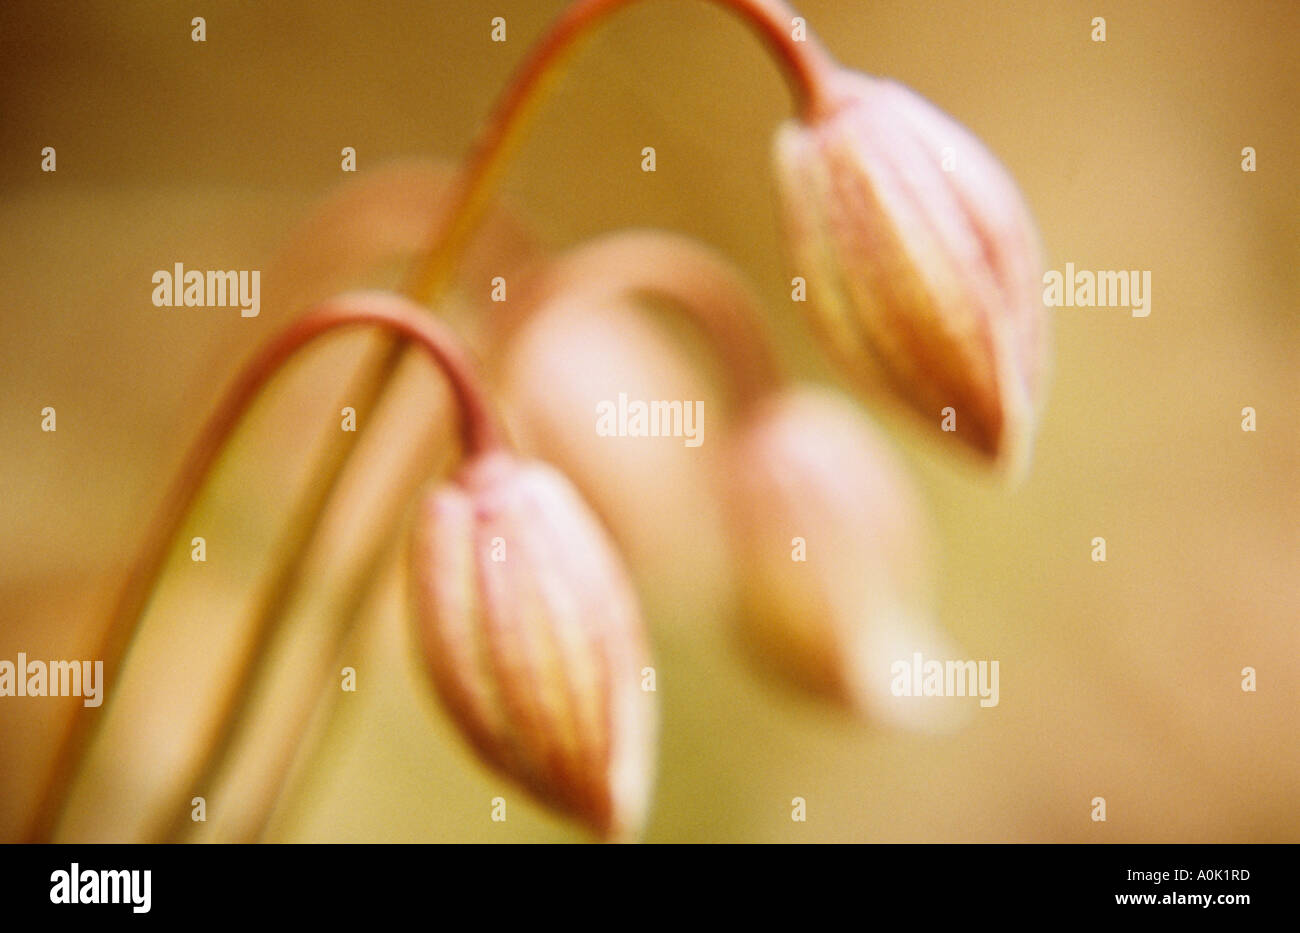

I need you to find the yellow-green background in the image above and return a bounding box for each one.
[0,0,1295,841]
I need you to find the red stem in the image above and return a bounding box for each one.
[23,292,500,842]
[404,0,837,303]
[501,231,786,404]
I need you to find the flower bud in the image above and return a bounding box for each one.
[725,385,963,730]
[495,288,732,608]
[774,69,1048,471]
[409,451,656,840]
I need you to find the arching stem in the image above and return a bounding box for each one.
[29,0,838,842]
[403,0,837,303]
[501,231,786,404]
[24,292,500,843]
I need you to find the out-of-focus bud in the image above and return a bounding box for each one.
[492,232,773,611]
[724,385,966,731]
[773,69,1048,473]
[409,451,656,840]
[495,291,731,606]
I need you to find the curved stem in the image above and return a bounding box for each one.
[30,0,838,843]
[403,0,837,304]
[191,242,789,842]
[199,3,829,835]
[24,292,501,843]
[163,452,418,843]
[503,230,785,404]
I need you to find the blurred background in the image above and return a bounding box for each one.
[0,0,1296,842]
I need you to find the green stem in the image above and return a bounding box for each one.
[227,523,405,843]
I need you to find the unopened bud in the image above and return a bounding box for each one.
[774,69,1048,472]
[496,289,729,600]
[409,451,656,839]
[725,385,962,730]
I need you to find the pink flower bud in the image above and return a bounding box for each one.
[409,451,656,840]
[725,385,962,730]
[490,230,777,609]
[495,289,731,604]
[774,70,1049,471]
